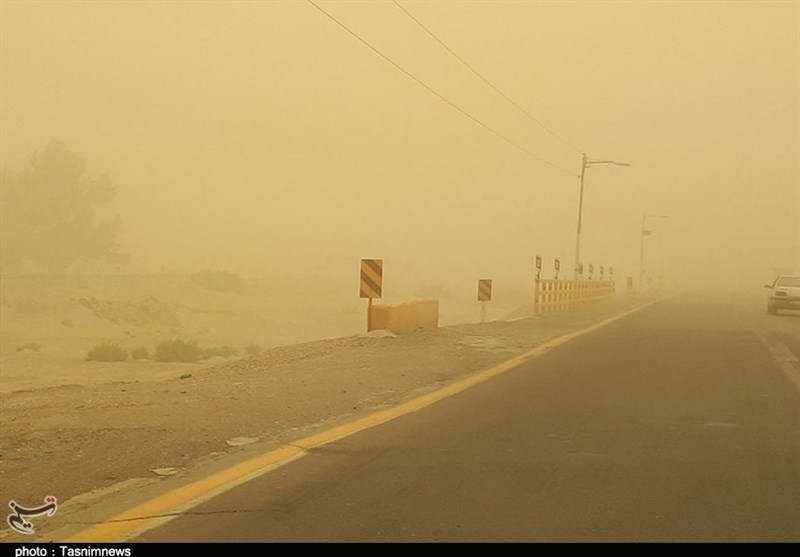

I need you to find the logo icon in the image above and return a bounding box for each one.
[7,496,57,535]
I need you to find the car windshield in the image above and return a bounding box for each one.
[777,276,800,287]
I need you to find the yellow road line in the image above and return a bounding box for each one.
[67,298,662,542]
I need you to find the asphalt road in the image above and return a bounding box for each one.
[138,294,800,542]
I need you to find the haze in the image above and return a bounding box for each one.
[2,0,798,293]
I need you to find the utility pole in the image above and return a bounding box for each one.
[640,213,667,291]
[639,213,647,292]
[573,154,588,280]
[573,153,631,279]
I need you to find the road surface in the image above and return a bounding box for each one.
[137,294,800,542]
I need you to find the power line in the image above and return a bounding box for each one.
[392,0,583,155]
[306,0,572,176]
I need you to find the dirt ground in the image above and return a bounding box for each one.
[0,274,652,540]
[0,274,530,393]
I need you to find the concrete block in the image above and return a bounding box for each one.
[369,299,439,334]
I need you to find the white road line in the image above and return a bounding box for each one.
[758,334,800,392]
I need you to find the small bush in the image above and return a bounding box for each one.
[86,342,128,362]
[16,342,41,353]
[61,319,74,327]
[200,345,240,360]
[131,347,150,360]
[155,339,201,363]
[244,343,264,356]
[191,270,244,293]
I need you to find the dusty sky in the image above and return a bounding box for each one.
[1,0,798,293]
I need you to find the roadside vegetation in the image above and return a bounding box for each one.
[16,342,41,352]
[85,342,128,362]
[81,339,266,363]
[154,339,202,363]
[130,346,150,360]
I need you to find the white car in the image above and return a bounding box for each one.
[765,275,800,314]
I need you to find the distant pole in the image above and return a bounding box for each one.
[640,213,666,291]
[574,153,588,279]
[639,212,646,292]
[367,298,373,332]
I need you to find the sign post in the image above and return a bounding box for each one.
[359,259,383,331]
[478,279,492,323]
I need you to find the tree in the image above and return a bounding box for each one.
[0,142,121,273]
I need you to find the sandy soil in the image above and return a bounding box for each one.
[0,274,529,393]
[0,292,651,538]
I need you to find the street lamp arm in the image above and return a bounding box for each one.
[586,160,632,167]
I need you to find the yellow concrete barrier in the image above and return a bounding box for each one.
[533,279,615,315]
[369,299,439,334]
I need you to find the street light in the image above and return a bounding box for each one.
[574,153,631,279]
[640,213,667,291]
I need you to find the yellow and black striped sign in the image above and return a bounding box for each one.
[478,279,492,301]
[360,259,383,299]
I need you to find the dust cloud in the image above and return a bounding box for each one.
[1,1,798,298]
[3,4,800,544]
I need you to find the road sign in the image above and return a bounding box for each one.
[589,264,594,275]
[554,258,561,271]
[535,255,542,270]
[359,259,383,299]
[478,279,492,302]
[600,265,605,276]
[578,263,584,276]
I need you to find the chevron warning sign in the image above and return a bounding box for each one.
[360,259,383,299]
[478,279,492,302]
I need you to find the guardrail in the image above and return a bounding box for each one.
[533,279,615,315]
